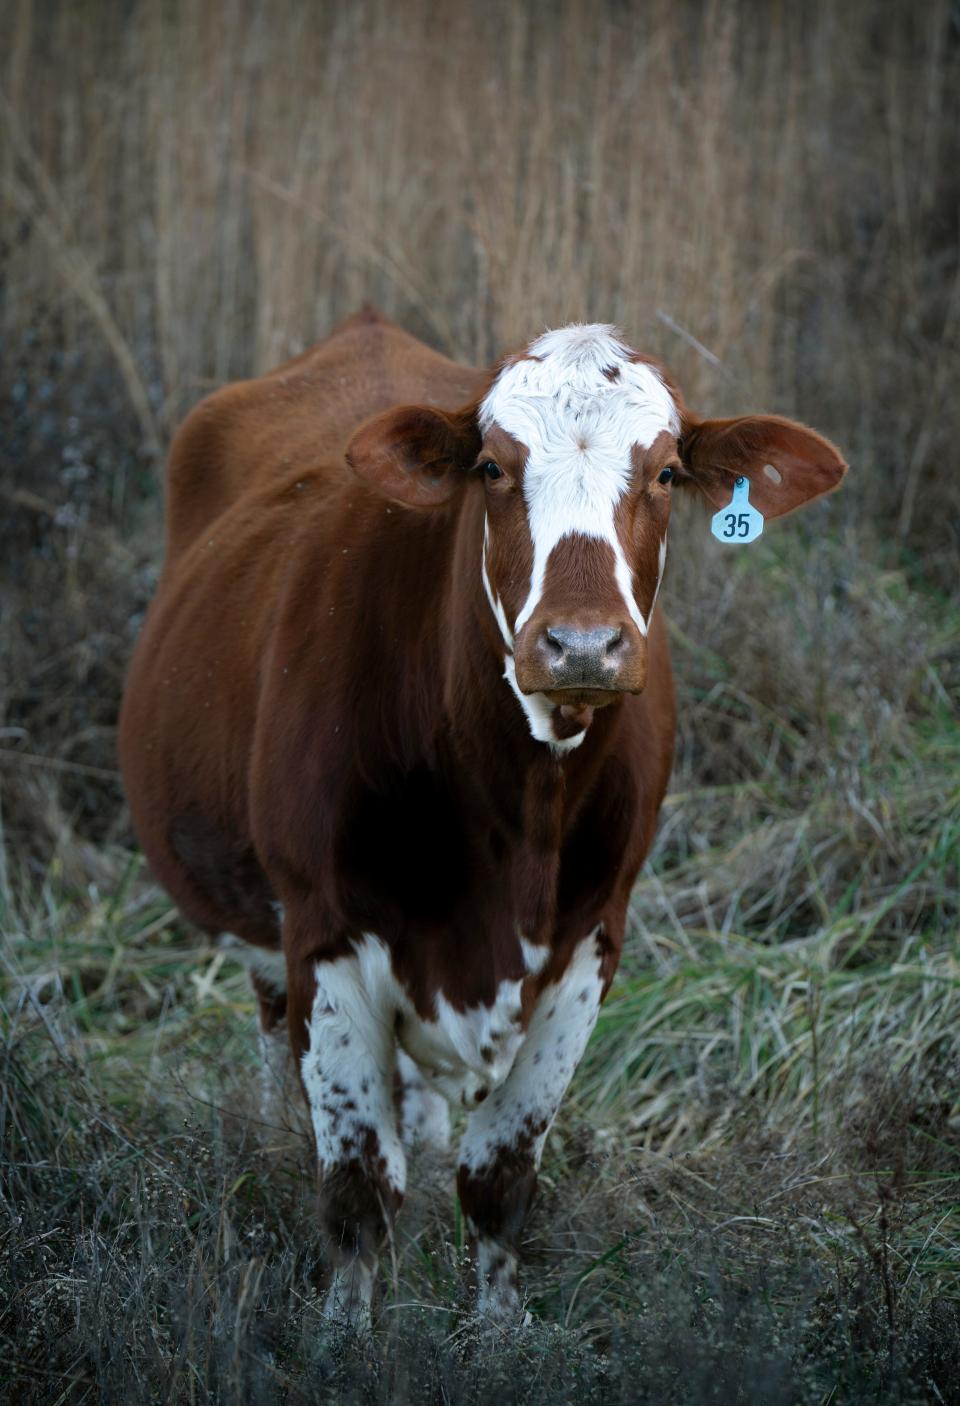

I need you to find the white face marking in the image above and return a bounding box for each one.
[480,325,679,641]
[458,928,605,1178]
[481,515,514,649]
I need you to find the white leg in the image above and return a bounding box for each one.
[396,1047,451,1152]
[297,941,406,1328]
[457,930,606,1323]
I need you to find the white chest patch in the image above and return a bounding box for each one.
[398,981,526,1109]
[305,933,541,1117]
[479,324,679,640]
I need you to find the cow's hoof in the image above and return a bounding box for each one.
[451,1303,532,1359]
[474,1240,525,1327]
[321,1262,376,1333]
[476,1285,529,1332]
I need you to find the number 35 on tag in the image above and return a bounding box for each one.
[710,477,764,545]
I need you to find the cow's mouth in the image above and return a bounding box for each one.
[542,687,620,710]
[550,701,597,738]
[544,688,627,740]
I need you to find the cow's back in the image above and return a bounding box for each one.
[120,308,484,941]
[162,307,484,564]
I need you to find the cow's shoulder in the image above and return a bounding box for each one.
[162,312,483,563]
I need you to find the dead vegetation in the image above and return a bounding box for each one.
[1,0,959,1400]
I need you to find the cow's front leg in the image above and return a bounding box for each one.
[457,928,609,1323]
[290,939,405,1328]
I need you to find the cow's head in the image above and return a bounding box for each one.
[346,325,846,749]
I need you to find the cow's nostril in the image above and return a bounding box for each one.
[540,625,628,673]
[543,628,566,659]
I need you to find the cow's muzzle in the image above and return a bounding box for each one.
[514,620,647,698]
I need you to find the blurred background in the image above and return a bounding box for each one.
[1,2,958,1400]
[2,0,958,865]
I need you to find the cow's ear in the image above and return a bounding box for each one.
[679,413,847,519]
[345,404,481,508]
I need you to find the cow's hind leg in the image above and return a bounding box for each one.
[396,1048,450,1152]
[289,938,405,1328]
[251,970,294,1127]
[216,938,293,1126]
[457,930,607,1324]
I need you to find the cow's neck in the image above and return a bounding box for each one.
[444,492,625,943]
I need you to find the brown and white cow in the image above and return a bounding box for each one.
[119,308,845,1326]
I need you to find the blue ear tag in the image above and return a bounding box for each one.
[710,476,764,544]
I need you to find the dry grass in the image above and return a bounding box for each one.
[3,0,959,531]
[1,834,958,1402]
[1,0,959,1400]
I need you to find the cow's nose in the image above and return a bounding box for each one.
[539,625,626,686]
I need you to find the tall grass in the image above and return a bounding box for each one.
[2,0,959,536]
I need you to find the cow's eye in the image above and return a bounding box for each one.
[658,466,675,485]
[481,461,503,481]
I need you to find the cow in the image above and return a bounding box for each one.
[118,307,846,1327]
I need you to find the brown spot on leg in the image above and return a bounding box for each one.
[319,1128,403,1323]
[321,1151,402,1269]
[458,1143,540,1322]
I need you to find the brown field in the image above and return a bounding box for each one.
[1,1,958,1401]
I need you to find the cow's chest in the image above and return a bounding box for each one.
[395,972,529,1109]
[310,931,543,1112]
